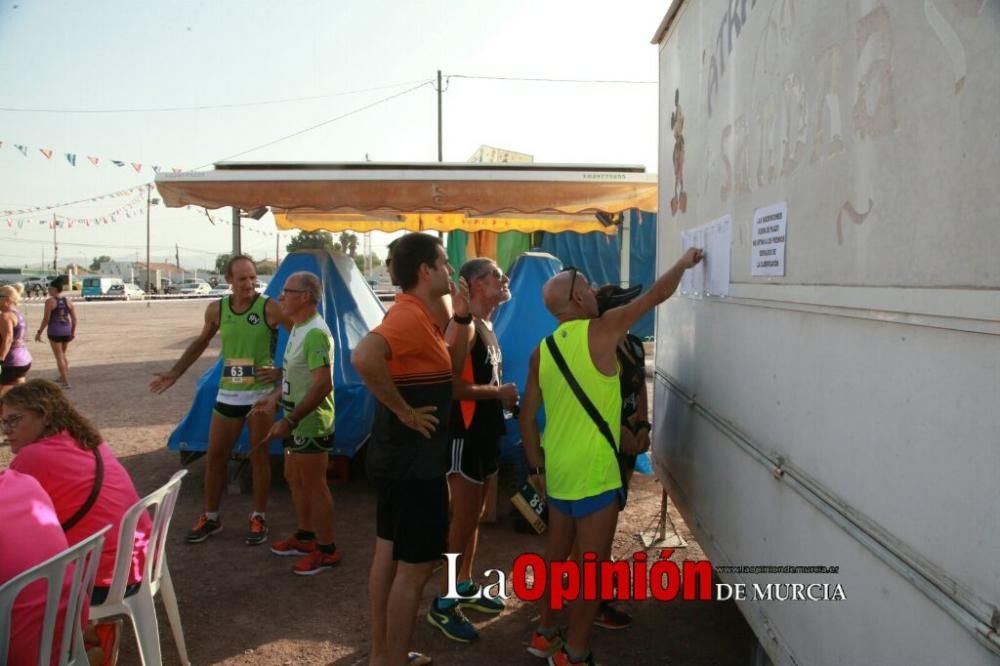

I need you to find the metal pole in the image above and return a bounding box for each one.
[437,70,443,162]
[146,185,152,307]
[52,213,58,273]
[232,207,242,255]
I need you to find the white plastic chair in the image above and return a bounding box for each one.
[0,526,109,666]
[90,469,190,666]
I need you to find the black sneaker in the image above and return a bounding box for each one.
[593,601,631,630]
[185,514,222,544]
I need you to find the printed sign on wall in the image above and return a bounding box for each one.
[751,202,787,277]
[681,214,732,297]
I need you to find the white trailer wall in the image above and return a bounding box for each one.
[653,1,999,663]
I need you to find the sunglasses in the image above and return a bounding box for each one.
[561,266,581,303]
[281,287,307,295]
[0,413,24,431]
[476,267,503,281]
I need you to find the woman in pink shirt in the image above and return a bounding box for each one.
[0,379,152,603]
[0,469,72,666]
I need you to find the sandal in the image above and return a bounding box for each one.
[407,652,432,665]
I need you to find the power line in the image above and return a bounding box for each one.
[0,79,434,114]
[448,74,657,85]
[197,80,433,168]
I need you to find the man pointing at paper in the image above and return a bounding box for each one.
[519,246,703,666]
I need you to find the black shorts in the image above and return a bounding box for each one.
[375,477,448,564]
[447,434,500,484]
[213,401,254,419]
[0,364,30,385]
[47,335,72,343]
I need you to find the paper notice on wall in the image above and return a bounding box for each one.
[704,215,731,296]
[691,228,706,295]
[751,202,787,277]
[680,214,731,297]
[680,232,695,295]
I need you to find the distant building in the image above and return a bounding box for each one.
[467,145,534,164]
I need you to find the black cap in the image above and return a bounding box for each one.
[595,283,643,315]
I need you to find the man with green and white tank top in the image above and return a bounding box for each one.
[150,256,290,547]
[256,271,340,576]
[519,247,704,666]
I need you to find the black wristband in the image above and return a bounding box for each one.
[529,465,545,475]
[452,313,473,325]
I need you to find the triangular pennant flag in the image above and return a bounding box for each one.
[15,145,27,156]
[65,153,77,166]
[88,156,100,166]
[131,163,142,173]
[39,148,54,159]
[152,165,161,173]
[111,160,125,168]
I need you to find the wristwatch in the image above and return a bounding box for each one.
[452,313,473,325]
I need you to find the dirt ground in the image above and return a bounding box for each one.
[2,299,755,665]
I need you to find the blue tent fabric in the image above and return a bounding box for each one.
[492,251,562,461]
[539,210,656,338]
[166,250,385,458]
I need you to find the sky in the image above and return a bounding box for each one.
[0,0,665,272]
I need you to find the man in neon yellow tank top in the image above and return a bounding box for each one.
[150,256,290,547]
[520,246,703,666]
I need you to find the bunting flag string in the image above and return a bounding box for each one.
[5,196,283,239]
[1,184,150,216]
[0,137,185,174]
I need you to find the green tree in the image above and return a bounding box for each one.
[286,231,341,254]
[353,252,383,275]
[339,231,359,257]
[90,255,112,271]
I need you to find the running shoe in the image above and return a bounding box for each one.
[457,582,506,615]
[527,629,564,658]
[245,515,269,546]
[270,534,315,556]
[291,549,341,576]
[593,602,632,630]
[426,601,479,643]
[548,648,599,666]
[185,514,222,544]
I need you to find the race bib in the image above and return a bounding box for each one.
[223,357,255,384]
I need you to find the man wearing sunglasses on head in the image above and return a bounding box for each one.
[150,255,290,548]
[519,246,704,666]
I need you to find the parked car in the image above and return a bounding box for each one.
[105,283,145,301]
[209,284,232,297]
[22,277,50,297]
[172,279,211,296]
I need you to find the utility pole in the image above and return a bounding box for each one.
[437,69,443,162]
[52,213,58,273]
[145,184,152,306]
[175,243,180,270]
[232,207,242,256]
[275,232,280,267]
[437,69,444,240]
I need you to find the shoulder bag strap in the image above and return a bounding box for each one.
[61,448,104,532]
[544,335,617,454]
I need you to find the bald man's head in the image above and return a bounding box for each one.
[543,267,597,320]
